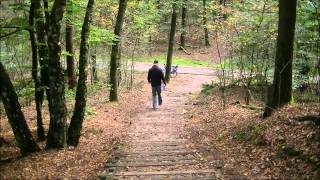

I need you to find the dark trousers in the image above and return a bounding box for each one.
[152,86,162,109]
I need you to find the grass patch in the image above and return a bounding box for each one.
[134,54,209,67]
[212,58,233,69]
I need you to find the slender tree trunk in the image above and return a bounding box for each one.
[0,62,40,155]
[46,0,68,149]
[67,0,95,147]
[43,0,50,33]
[264,0,297,117]
[66,0,76,89]
[34,0,51,104]
[91,54,98,81]
[30,0,45,141]
[109,0,128,102]
[203,0,210,47]
[179,0,187,49]
[165,3,177,83]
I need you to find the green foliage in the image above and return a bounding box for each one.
[87,81,108,96]
[201,82,218,94]
[85,106,96,116]
[65,87,77,100]
[135,54,208,67]
[89,26,114,44]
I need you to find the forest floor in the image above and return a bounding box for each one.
[0,73,150,179]
[0,47,319,179]
[186,86,320,179]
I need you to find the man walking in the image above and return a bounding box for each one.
[148,60,166,110]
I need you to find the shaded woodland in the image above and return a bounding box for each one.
[0,0,319,179]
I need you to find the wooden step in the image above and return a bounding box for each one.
[113,169,218,176]
[106,160,199,167]
[114,150,198,157]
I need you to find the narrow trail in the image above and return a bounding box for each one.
[98,74,247,180]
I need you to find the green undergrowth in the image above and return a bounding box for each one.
[134,54,209,67]
[65,81,108,100]
[201,82,219,94]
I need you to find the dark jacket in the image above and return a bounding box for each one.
[148,65,166,87]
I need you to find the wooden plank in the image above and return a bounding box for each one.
[112,155,195,163]
[113,169,217,176]
[114,150,197,157]
[128,141,187,146]
[125,146,187,152]
[106,160,198,167]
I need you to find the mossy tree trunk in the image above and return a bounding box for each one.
[67,0,95,146]
[165,2,177,83]
[0,62,40,155]
[66,0,76,89]
[46,0,68,149]
[109,0,128,102]
[264,0,297,117]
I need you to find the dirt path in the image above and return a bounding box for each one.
[98,74,247,180]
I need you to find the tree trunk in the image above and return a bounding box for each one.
[46,0,68,149]
[66,0,76,89]
[203,0,210,47]
[34,0,51,105]
[67,0,95,147]
[165,3,177,83]
[109,0,128,102]
[264,0,297,117]
[0,62,40,155]
[30,0,45,141]
[179,0,187,49]
[43,0,50,33]
[219,0,226,6]
[91,54,98,81]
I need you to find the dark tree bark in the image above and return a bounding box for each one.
[29,0,45,141]
[179,0,187,49]
[43,0,50,33]
[203,0,210,47]
[165,3,177,83]
[67,0,95,147]
[0,62,40,155]
[46,0,68,149]
[264,0,297,117]
[109,0,128,102]
[34,0,51,106]
[219,0,226,6]
[66,0,76,89]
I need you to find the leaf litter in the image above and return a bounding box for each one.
[0,74,149,179]
[185,86,319,179]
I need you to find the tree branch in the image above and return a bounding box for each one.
[0,29,22,39]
